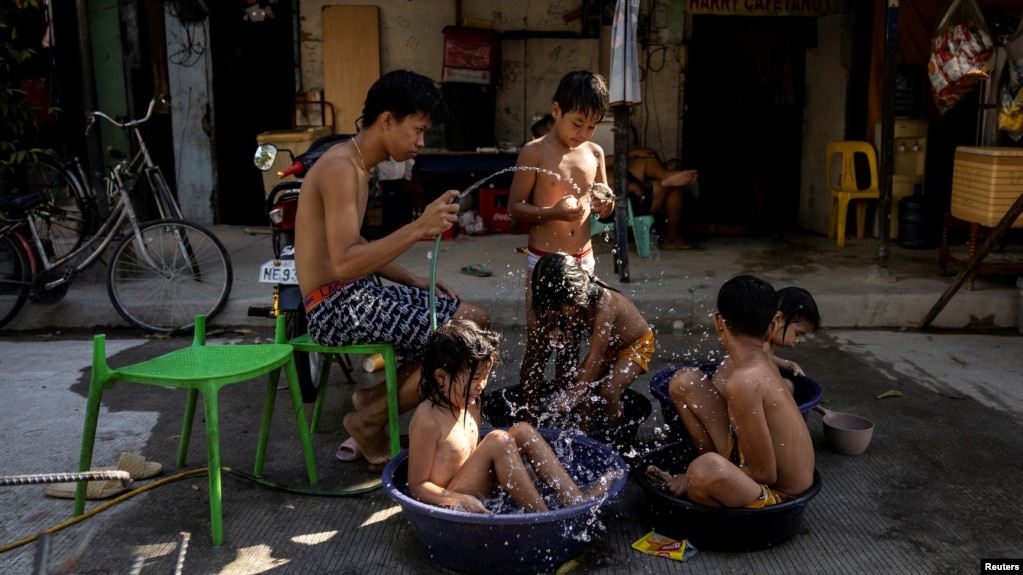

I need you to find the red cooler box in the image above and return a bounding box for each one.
[479,188,528,234]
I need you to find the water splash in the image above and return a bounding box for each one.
[459,166,584,199]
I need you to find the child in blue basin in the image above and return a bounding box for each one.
[529,252,654,431]
[667,286,820,457]
[647,275,815,508]
[407,320,619,514]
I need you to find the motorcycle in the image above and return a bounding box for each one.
[249,133,353,402]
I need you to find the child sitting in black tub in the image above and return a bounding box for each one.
[407,320,619,514]
[647,276,815,508]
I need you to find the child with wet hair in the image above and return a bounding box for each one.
[667,285,821,457]
[407,319,617,514]
[647,275,815,508]
[529,252,654,431]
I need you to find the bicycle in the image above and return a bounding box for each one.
[12,96,184,262]
[0,97,232,333]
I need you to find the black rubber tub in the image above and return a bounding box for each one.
[649,362,823,440]
[634,441,822,551]
[483,384,651,454]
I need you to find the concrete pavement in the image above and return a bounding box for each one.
[1,225,1022,574]
[2,224,1021,333]
[1,325,1021,574]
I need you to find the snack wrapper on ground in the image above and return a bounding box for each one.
[631,531,697,561]
[927,0,994,114]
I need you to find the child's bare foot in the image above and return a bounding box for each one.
[583,468,625,500]
[645,465,688,496]
[343,411,390,469]
[661,169,697,188]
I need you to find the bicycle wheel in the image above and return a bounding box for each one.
[0,233,32,329]
[107,219,232,334]
[17,154,92,261]
[147,168,184,220]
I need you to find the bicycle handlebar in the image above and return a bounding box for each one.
[85,95,171,135]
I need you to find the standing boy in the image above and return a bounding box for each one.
[295,70,490,470]
[508,71,616,422]
[646,275,815,507]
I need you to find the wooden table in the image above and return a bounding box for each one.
[938,213,1023,290]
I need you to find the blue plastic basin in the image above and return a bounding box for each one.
[649,362,823,440]
[635,441,822,551]
[482,384,651,454]
[382,428,630,575]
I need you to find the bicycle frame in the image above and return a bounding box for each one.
[25,160,157,292]
[86,96,183,221]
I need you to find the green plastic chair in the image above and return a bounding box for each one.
[590,201,655,258]
[278,330,401,457]
[74,314,318,545]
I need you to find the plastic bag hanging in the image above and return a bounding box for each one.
[998,19,1023,140]
[927,0,996,114]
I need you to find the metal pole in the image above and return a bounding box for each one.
[613,106,631,282]
[76,0,104,194]
[875,0,898,274]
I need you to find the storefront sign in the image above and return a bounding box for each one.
[687,0,824,17]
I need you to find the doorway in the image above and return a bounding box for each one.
[682,16,813,236]
[209,1,296,225]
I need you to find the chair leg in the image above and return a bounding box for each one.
[201,389,225,546]
[835,197,849,248]
[253,366,281,478]
[632,215,654,258]
[177,388,200,468]
[282,359,319,485]
[75,335,110,516]
[854,200,869,239]
[310,354,333,433]
[382,347,401,457]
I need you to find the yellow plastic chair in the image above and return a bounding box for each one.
[827,141,880,248]
[277,329,402,457]
[74,314,318,545]
[590,201,655,258]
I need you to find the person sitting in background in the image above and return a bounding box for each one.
[606,147,699,250]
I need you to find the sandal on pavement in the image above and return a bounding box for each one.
[42,452,162,500]
[460,264,492,277]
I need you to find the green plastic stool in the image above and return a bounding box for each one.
[279,330,401,457]
[74,314,318,545]
[590,201,656,258]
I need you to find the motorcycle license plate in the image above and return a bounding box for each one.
[259,259,299,285]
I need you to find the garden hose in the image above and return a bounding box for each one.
[0,467,381,554]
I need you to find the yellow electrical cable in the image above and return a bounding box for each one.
[0,468,209,554]
[0,466,383,554]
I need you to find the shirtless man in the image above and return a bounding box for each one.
[295,70,489,469]
[646,275,815,508]
[508,70,615,422]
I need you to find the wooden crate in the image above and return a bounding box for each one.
[950,146,1023,228]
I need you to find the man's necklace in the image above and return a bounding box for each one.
[351,137,367,173]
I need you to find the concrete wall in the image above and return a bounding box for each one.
[298,0,685,163]
[800,14,849,235]
[165,13,215,224]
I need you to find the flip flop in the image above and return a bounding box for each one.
[44,477,133,500]
[43,452,162,500]
[460,264,492,277]
[110,452,163,480]
[335,437,365,462]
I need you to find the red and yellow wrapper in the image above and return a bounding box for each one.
[631,531,691,561]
